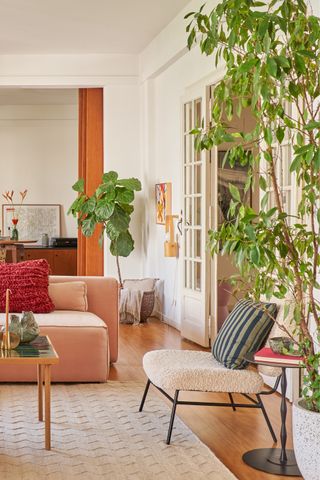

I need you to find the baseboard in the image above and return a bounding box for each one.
[161,312,180,331]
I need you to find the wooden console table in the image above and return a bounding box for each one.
[0,336,59,450]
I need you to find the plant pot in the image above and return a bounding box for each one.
[293,399,320,480]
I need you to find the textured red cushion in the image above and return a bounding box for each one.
[0,259,55,313]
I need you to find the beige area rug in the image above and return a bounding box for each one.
[0,381,237,480]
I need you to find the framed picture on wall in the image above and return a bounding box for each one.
[155,183,172,225]
[2,204,61,242]
[217,151,252,227]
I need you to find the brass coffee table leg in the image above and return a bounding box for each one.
[44,364,51,450]
[37,365,43,421]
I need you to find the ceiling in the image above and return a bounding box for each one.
[0,0,190,55]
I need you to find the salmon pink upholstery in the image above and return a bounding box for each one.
[0,276,119,383]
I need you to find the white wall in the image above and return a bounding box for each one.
[103,85,142,280]
[0,103,78,238]
[141,46,214,328]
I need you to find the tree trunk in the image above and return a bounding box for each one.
[116,255,123,288]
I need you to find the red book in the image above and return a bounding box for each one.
[254,347,304,365]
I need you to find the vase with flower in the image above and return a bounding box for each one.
[2,190,27,241]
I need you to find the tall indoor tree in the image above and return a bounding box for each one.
[186,0,320,415]
[69,171,141,286]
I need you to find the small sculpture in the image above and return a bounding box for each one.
[20,311,39,343]
[5,311,39,344]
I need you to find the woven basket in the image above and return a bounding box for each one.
[140,291,155,322]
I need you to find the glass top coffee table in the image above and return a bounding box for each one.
[0,335,59,450]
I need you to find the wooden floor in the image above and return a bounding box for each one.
[109,319,299,480]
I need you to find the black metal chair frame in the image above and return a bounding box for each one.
[139,375,282,445]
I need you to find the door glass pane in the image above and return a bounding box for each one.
[194,164,201,193]
[185,166,192,195]
[184,102,192,133]
[184,228,192,258]
[194,229,201,259]
[184,197,192,225]
[194,197,201,226]
[194,262,201,291]
[194,98,201,127]
[281,145,292,187]
[185,135,192,164]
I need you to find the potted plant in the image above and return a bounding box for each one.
[69,171,141,286]
[186,0,320,477]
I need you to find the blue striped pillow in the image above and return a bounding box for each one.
[212,299,277,369]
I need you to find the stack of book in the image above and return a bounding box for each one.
[254,347,304,365]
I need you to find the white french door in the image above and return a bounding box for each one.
[180,88,211,347]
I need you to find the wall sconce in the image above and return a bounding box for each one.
[164,214,179,257]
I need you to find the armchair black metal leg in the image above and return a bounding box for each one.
[228,393,236,411]
[257,393,277,443]
[166,390,179,445]
[139,379,151,412]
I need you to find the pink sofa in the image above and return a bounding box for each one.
[0,276,119,382]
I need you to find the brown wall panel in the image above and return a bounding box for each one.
[78,88,104,276]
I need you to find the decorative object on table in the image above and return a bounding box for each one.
[2,204,60,243]
[164,214,179,257]
[69,171,141,287]
[187,1,320,477]
[2,189,28,241]
[20,311,40,343]
[254,347,303,365]
[0,289,20,351]
[0,259,54,313]
[269,336,294,355]
[155,183,172,225]
[41,233,49,247]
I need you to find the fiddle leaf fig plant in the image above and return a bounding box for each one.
[186,0,320,412]
[69,171,141,286]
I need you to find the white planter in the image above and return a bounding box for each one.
[292,399,320,480]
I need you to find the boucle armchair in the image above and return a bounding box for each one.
[140,349,280,445]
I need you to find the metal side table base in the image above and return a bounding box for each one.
[243,448,301,476]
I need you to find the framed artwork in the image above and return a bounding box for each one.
[155,183,172,225]
[217,151,252,227]
[2,204,61,242]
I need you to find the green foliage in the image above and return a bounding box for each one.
[69,171,141,283]
[186,0,320,411]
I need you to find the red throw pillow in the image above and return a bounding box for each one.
[0,259,55,313]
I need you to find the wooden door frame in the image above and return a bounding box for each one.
[78,88,104,276]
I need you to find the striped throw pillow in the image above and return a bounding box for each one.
[212,299,277,369]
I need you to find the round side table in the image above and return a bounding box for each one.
[243,352,302,477]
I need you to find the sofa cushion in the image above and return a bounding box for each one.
[0,311,107,329]
[48,281,88,311]
[0,259,54,313]
[212,299,277,369]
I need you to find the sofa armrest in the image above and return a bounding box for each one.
[49,275,119,363]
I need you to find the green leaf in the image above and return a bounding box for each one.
[72,179,85,193]
[290,156,301,173]
[276,126,285,144]
[261,192,269,210]
[266,57,278,77]
[95,202,114,222]
[259,176,267,191]
[250,246,260,265]
[110,231,134,258]
[81,216,96,237]
[108,205,130,233]
[294,53,306,75]
[263,127,273,146]
[81,196,96,214]
[96,182,116,201]
[116,187,134,204]
[102,171,118,183]
[304,121,320,131]
[117,178,142,191]
[229,183,241,202]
